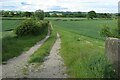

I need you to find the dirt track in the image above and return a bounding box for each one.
[2,32,68,78]
[2,33,50,78]
[26,33,68,78]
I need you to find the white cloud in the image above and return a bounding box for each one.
[0,0,119,13]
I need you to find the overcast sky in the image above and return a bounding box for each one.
[0,0,120,13]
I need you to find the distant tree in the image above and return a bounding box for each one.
[20,12,26,17]
[0,11,2,16]
[45,12,50,17]
[77,12,82,17]
[3,11,9,17]
[87,11,96,19]
[9,11,14,17]
[34,9,44,20]
[99,13,111,19]
[24,12,32,17]
[102,13,107,18]
[51,13,58,17]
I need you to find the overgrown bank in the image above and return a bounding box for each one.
[2,19,49,62]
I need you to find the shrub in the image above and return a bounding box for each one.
[112,28,120,38]
[100,25,112,37]
[100,24,120,38]
[15,19,48,37]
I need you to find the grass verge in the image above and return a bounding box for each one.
[2,32,47,62]
[53,25,116,78]
[29,29,56,63]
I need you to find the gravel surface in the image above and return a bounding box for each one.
[2,29,68,78]
[26,33,68,78]
[2,32,50,78]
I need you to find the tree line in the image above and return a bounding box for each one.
[0,10,118,19]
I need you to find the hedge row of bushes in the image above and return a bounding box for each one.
[100,25,120,38]
[101,17,120,38]
[2,17,25,20]
[53,19,84,21]
[15,19,49,37]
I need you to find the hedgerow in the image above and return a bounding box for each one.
[15,19,49,37]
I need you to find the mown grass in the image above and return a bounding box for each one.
[52,19,116,78]
[29,29,56,63]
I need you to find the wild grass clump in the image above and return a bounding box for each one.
[87,54,116,78]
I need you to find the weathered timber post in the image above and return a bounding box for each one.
[105,37,120,78]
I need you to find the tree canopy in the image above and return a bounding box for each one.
[34,9,44,20]
[87,11,96,19]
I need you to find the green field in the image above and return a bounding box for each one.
[2,19,23,32]
[2,19,47,62]
[2,19,23,38]
[51,19,117,78]
[52,19,117,40]
[2,18,117,77]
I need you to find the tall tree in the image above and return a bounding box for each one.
[24,12,32,17]
[87,11,96,19]
[34,9,44,20]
